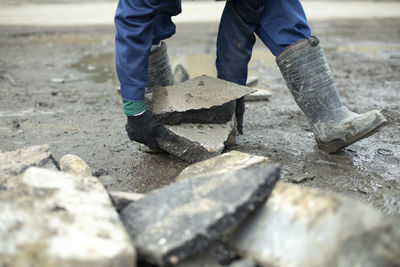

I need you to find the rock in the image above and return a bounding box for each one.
[0,167,136,267]
[150,75,256,125]
[59,154,92,176]
[174,64,190,83]
[157,116,236,163]
[120,166,280,266]
[176,150,269,181]
[229,258,257,267]
[246,76,258,87]
[244,88,272,101]
[226,182,400,267]
[0,144,58,175]
[109,191,145,212]
[176,252,221,267]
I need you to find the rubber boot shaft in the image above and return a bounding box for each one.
[146,41,173,93]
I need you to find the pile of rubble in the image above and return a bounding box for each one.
[145,75,256,163]
[1,145,399,267]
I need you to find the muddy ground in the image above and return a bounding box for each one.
[0,19,399,215]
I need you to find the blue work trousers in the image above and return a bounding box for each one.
[115,0,311,101]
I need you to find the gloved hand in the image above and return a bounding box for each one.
[236,97,245,134]
[125,110,173,150]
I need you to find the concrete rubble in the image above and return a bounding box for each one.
[0,144,58,175]
[173,64,190,84]
[157,117,236,163]
[0,145,136,267]
[144,75,258,162]
[120,166,280,266]
[176,151,400,267]
[227,182,400,267]
[244,88,272,102]
[176,150,269,181]
[150,75,256,125]
[108,191,144,211]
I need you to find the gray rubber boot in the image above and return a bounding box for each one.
[276,36,386,153]
[145,41,174,93]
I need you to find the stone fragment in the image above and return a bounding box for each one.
[246,76,258,87]
[229,258,257,267]
[0,144,58,175]
[176,150,269,181]
[120,166,280,266]
[150,75,256,125]
[59,154,92,176]
[174,64,190,84]
[109,191,145,212]
[244,88,272,101]
[226,182,400,267]
[157,116,236,163]
[0,167,136,267]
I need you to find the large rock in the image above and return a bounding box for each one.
[176,150,269,181]
[150,75,256,125]
[0,144,58,175]
[0,167,136,267]
[120,166,280,266]
[226,182,400,267]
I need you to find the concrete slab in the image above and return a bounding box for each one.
[226,182,400,267]
[0,167,136,267]
[176,151,269,182]
[151,75,255,125]
[0,144,58,175]
[120,166,280,266]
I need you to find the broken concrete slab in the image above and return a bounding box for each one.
[176,240,238,267]
[226,182,400,267]
[157,116,236,163]
[120,166,280,266]
[246,76,258,87]
[59,154,92,176]
[0,167,136,267]
[109,191,144,212]
[176,150,269,181]
[0,144,58,175]
[173,64,190,84]
[150,75,256,125]
[244,88,272,101]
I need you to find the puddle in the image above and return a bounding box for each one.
[70,49,276,84]
[70,53,118,84]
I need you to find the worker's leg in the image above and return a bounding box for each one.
[115,0,180,102]
[258,0,386,153]
[216,0,264,133]
[146,0,182,91]
[256,0,311,56]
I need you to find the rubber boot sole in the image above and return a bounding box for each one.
[316,115,387,153]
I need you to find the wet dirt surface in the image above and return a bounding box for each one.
[0,20,399,215]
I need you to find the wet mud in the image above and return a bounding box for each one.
[0,20,399,215]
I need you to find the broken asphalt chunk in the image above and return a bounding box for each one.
[226,182,400,267]
[157,116,236,163]
[120,166,280,266]
[150,75,256,125]
[0,167,136,267]
[0,144,58,175]
[176,150,269,181]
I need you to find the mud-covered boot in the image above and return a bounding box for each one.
[276,36,386,153]
[145,41,174,93]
